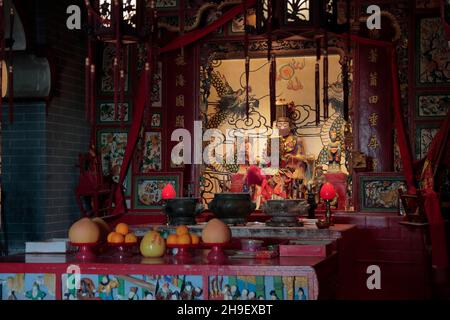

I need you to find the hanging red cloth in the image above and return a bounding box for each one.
[419,110,450,268]
[389,47,417,194]
[423,190,449,268]
[113,67,149,215]
[330,33,449,268]
[160,0,256,53]
[333,33,416,194]
[112,0,257,216]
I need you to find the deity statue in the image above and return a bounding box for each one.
[276,116,307,181]
[327,129,342,173]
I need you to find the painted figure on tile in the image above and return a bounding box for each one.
[77,278,96,300]
[180,281,203,300]
[144,291,155,300]
[230,285,240,300]
[222,285,232,300]
[25,282,46,300]
[239,288,249,300]
[327,129,342,172]
[8,290,18,300]
[98,275,119,300]
[128,287,139,300]
[296,287,307,300]
[269,290,280,300]
[156,281,172,300]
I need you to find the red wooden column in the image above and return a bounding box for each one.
[354,44,394,172]
[165,45,198,194]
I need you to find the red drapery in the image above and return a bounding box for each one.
[339,34,448,268]
[113,1,254,215]
[111,5,448,267]
[115,10,417,204]
[420,110,450,268]
[160,0,256,53]
[113,73,148,215]
[334,34,416,193]
[423,190,449,268]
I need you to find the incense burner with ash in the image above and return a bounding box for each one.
[261,199,309,227]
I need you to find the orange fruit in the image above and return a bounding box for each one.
[166,234,178,245]
[176,225,189,236]
[177,234,191,245]
[108,232,124,244]
[115,223,129,236]
[191,234,200,245]
[107,232,115,243]
[125,233,138,244]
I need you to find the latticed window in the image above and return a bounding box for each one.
[286,0,310,23]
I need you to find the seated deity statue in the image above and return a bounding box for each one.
[276,116,308,181]
[327,129,342,173]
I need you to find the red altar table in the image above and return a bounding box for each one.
[0,224,355,300]
[0,253,337,300]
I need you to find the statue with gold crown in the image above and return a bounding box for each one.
[271,100,309,199]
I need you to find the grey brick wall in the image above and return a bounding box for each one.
[2,103,47,253]
[1,0,89,253]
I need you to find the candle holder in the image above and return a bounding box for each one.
[325,200,334,226]
[307,189,317,219]
[320,182,336,226]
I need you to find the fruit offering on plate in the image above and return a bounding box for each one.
[91,217,111,242]
[140,229,166,258]
[68,218,100,244]
[201,219,231,244]
[107,223,138,244]
[166,225,201,246]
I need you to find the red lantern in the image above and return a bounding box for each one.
[320,182,336,200]
[162,183,177,200]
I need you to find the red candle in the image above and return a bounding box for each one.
[162,183,177,200]
[320,182,336,200]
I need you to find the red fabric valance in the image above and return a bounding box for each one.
[160,0,256,53]
[113,1,255,215]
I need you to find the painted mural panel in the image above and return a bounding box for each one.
[98,101,131,124]
[100,45,130,93]
[156,0,177,9]
[0,274,55,300]
[417,94,450,119]
[416,0,440,9]
[97,129,128,182]
[136,45,163,107]
[134,174,181,210]
[142,132,163,172]
[61,274,202,300]
[417,17,450,85]
[208,275,309,300]
[140,275,203,300]
[415,125,440,160]
[360,176,407,212]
